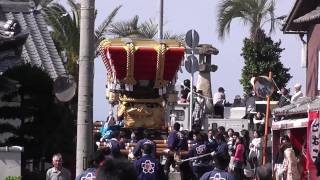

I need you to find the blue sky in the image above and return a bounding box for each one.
[88,0,305,121]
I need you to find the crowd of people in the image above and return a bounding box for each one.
[180,80,304,115]
[45,82,307,180]
[180,79,206,126]
[182,82,304,132]
[46,123,279,180]
[46,121,320,180]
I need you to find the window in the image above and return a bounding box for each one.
[172,110,185,121]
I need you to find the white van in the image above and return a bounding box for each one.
[169,103,249,132]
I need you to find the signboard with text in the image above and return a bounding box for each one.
[306,111,320,179]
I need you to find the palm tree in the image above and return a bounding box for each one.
[108,15,142,38]
[42,0,121,76]
[217,0,275,41]
[108,15,185,42]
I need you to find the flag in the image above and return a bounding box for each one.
[306,111,320,179]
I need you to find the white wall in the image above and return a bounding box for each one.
[0,151,21,179]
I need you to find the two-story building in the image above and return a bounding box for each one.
[272,0,320,178]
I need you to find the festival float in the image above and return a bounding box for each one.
[99,38,184,129]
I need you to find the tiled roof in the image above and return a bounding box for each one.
[282,0,320,33]
[0,0,66,79]
[273,97,320,116]
[293,6,320,23]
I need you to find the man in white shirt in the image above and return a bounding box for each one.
[213,87,226,118]
[291,83,303,103]
[46,153,71,180]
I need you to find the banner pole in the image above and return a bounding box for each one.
[262,71,272,165]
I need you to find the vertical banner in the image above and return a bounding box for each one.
[306,111,320,179]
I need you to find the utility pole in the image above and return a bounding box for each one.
[159,0,164,39]
[76,0,95,176]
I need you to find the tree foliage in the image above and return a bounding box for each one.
[108,15,185,43]
[240,34,292,99]
[42,0,121,76]
[216,0,275,41]
[0,64,75,161]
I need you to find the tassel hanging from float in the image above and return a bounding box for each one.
[124,84,133,92]
[115,83,120,91]
[159,88,163,96]
[158,86,167,96]
[125,84,130,91]
[154,43,167,90]
[162,86,166,94]
[123,42,137,86]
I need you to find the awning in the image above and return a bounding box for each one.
[273,97,320,116]
[272,118,308,130]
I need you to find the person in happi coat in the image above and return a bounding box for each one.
[188,133,213,179]
[133,129,156,158]
[133,143,165,180]
[105,130,122,158]
[164,122,184,175]
[76,150,105,180]
[200,152,235,180]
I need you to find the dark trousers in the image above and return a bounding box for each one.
[233,167,244,180]
[164,156,174,175]
[179,162,194,180]
[233,160,244,180]
[214,105,224,118]
[249,156,258,169]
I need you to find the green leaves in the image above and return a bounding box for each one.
[95,5,122,45]
[0,64,75,161]
[138,19,158,39]
[108,15,141,38]
[43,1,80,76]
[43,1,121,76]
[5,176,21,180]
[240,36,291,99]
[217,0,244,40]
[216,0,275,40]
[108,15,184,41]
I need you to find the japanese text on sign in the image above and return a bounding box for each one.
[309,118,320,162]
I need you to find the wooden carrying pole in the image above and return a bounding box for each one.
[262,71,272,165]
